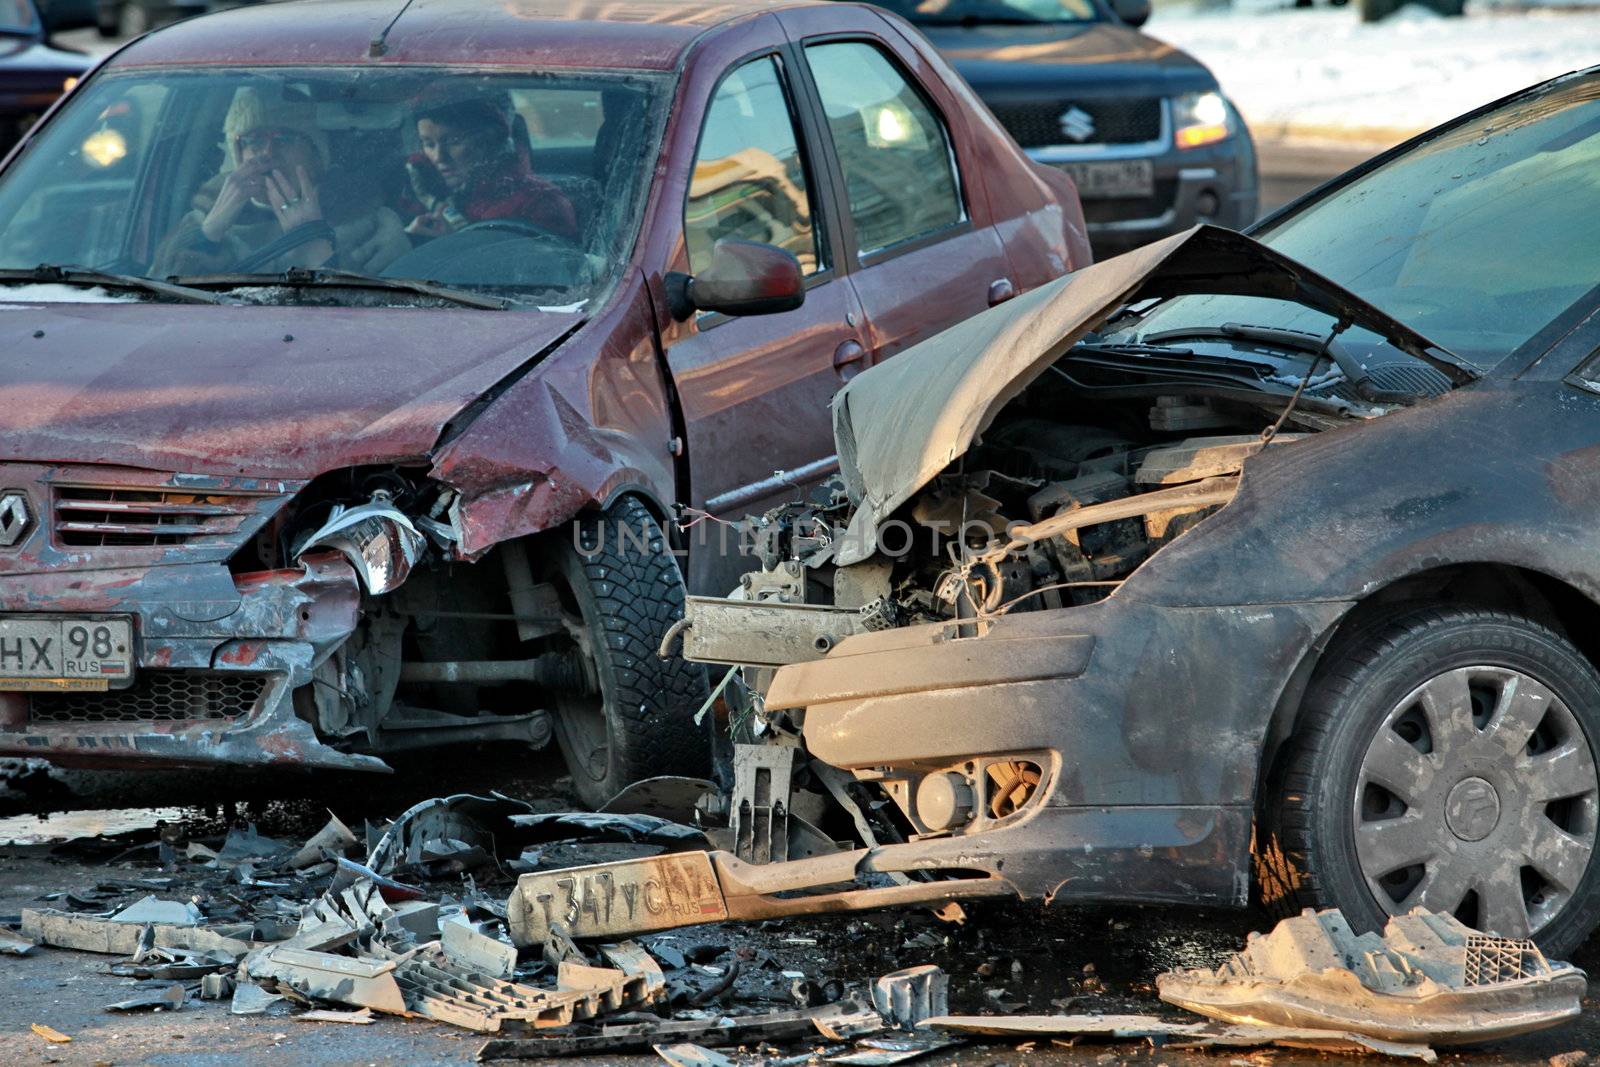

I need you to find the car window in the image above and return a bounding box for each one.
[1130,74,1600,369]
[685,56,823,277]
[804,40,963,259]
[0,66,669,308]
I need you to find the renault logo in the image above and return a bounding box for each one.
[1058,105,1096,143]
[0,491,30,547]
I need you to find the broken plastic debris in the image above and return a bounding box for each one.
[920,1014,1437,1061]
[294,1007,377,1024]
[441,910,518,979]
[871,965,947,1030]
[289,812,359,869]
[231,982,289,1016]
[105,983,186,1013]
[655,1044,738,1067]
[1156,907,1587,1045]
[21,907,254,956]
[30,1023,72,1044]
[111,894,204,926]
[0,926,36,955]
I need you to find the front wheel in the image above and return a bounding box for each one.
[1261,606,1600,958]
[548,497,708,809]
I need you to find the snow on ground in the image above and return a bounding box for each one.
[1149,3,1600,144]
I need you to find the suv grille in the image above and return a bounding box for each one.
[990,98,1163,148]
[30,670,268,724]
[52,485,265,548]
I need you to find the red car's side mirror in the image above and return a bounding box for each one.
[665,239,805,322]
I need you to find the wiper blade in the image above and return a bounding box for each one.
[1140,321,1429,403]
[0,264,235,305]
[176,268,508,310]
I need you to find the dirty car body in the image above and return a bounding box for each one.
[651,67,1600,957]
[0,0,1087,807]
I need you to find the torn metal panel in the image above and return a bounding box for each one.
[731,743,796,863]
[678,596,871,667]
[1156,908,1588,1045]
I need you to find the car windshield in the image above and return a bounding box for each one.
[870,0,1099,26]
[0,0,38,34]
[1123,72,1600,370]
[0,66,668,308]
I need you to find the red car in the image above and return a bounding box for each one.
[0,0,1087,809]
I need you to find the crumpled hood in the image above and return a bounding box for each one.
[0,299,580,479]
[831,225,1466,564]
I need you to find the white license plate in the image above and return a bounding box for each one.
[0,616,134,691]
[1059,159,1155,199]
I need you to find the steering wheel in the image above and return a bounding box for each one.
[455,218,577,248]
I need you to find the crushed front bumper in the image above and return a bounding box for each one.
[0,552,384,778]
[752,592,1350,909]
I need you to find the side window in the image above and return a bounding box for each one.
[805,41,963,258]
[685,56,822,277]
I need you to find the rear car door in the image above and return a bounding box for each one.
[659,43,867,593]
[784,21,1015,366]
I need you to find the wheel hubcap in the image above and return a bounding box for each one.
[1353,665,1599,937]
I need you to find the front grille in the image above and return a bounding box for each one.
[990,98,1162,148]
[52,484,266,548]
[30,670,268,724]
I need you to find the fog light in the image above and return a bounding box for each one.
[916,771,975,831]
[1196,189,1220,219]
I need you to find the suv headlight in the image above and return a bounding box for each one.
[1173,91,1231,150]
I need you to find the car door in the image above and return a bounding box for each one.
[784,22,1015,367]
[659,44,867,594]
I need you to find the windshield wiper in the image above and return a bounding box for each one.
[176,267,509,311]
[0,264,235,305]
[1140,322,1429,403]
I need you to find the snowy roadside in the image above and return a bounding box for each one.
[1148,3,1600,147]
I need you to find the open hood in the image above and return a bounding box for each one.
[831,225,1469,564]
[0,300,580,479]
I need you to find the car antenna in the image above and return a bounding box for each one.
[368,0,419,58]
[1261,316,1351,445]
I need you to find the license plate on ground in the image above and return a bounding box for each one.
[0,616,134,691]
[1058,159,1155,199]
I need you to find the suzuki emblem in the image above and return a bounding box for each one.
[1058,105,1096,143]
[0,491,28,547]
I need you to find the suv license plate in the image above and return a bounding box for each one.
[1059,159,1155,199]
[0,617,134,691]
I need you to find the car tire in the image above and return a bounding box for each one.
[549,496,708,809]
[1358,0,1402,21]
[1259,605,1600,958]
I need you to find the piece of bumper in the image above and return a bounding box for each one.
[0,552,384,774]
[763,593,1349,906]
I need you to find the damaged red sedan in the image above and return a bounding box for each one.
[0,0,1087,807]
[623,66,1600,958]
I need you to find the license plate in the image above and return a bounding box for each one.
[508,852,729,945]
[0,616,134,691]
[1058,159,1155,199]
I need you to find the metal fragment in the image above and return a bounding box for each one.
[871,965,948,1030]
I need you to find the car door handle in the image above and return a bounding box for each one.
[988,277,1017,306]
[833,339,867,381]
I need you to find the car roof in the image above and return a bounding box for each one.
[112,0,839,73]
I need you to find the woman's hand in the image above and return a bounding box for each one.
[405,211,452,238]
[265,166,323,233]
[201,160,267,242]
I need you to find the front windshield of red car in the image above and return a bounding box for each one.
[0,66,668,307]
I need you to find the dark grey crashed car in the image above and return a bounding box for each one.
[619,67,1600,957]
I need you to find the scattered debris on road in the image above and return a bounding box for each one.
[0,795,1587,1064]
